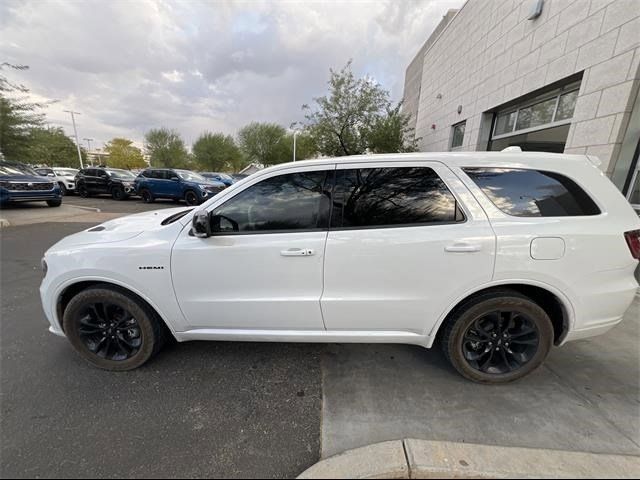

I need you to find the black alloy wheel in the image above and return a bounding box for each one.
[462,311,539,375]
[78,184,89,198]
[184,190,199,206]
[442,290,553,384]
[111,186,125,200]
[63,286,166,371]
[58,183,67,196]
[76,302,142,361]
[140,189,154,203]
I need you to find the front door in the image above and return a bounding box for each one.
[320,162,496,335]
[171,165,333,331]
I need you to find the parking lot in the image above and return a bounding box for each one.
[1,197,639,478]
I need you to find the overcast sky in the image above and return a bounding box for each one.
[1,0,462,151]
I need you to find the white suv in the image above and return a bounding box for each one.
[40,152,640,383]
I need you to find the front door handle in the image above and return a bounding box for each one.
[445,243,482,253]
[280,248,315,257]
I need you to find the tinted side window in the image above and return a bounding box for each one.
[463,168,601,217]
[213,171,330,233]
[330,167,464,229]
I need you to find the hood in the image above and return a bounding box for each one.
[46,207,190,251]
[0,174,52,182]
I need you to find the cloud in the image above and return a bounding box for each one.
[0,0,463,151]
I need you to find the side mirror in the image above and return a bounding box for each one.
[191,210,211,238]
[171,176,180,181]
[47,172,56,177]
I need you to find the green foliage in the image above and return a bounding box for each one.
[144,127,189,168]
[366,103,419,154]
[277,131,317,162]
[238,122,289,166]
[103,137,146,169]
[21,127,85,167]
[303,61,417,156]
[192,132,245,172]
[0,63,46,161]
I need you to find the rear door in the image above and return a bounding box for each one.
[321,161,496,335]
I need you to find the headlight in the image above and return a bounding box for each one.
[41,258,48,277]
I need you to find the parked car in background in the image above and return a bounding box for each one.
[200,172,235,186]
[75,167,137,200]
[134,168,225,205]
[231,173,249,182]
[1,161,62,207]
[40,152,640,383]
[35,167,79,195]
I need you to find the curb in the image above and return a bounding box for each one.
[298,439,640,479]
[0,218,10,228]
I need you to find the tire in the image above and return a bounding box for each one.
[111,186,126,201]
[58,183,67,196]
[62,286,166,371]
[78,184,89,198]
[184,190,200,206]
[47,199,62,207]
[140,189,154,203]
[441,289,553,384]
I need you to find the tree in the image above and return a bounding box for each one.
[192,132,244,172]
[0,63,46,161]
[144,128,189,168]
[303,61,416,156]
[103,137,146,169]
[366,103,419,154]
[238,122,289,166]
[22,127,86,167]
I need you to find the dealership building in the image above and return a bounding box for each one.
[403,0,640,212]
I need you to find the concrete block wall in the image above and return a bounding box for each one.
[410,0,640,176]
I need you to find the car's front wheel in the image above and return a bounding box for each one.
[77,184,89,198]
[441,290,553,384]
[47,199,62,207]
[58,183,67,196]
[111,186,127,201]
[184,190,200,206]
[62,286,166,371]
[140,189,154,203]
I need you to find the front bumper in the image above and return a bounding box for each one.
[1,188,62,203]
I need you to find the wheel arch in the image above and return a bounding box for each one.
[56,280,177,339]
[430,281,574,348]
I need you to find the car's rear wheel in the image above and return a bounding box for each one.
[441,290,553,384]
[184,190,200,206]
[140,189,154,203]
[47,199,62,207]
[111,186,126,200]
[78,184,89,198]
[62,286,165,371]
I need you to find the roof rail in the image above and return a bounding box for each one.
[501,146,522,152]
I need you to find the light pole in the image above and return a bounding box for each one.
[293,130,300,162]
[83,138,94,165]
[64,110,84,169]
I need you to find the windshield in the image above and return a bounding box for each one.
[54,168,78,176]
[176,170,206,182]
[0,163,37,176]
[106,169,136,179]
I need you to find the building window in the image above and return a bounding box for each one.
[451,121,466,150]
[493,83,580,140]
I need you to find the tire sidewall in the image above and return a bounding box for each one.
[78,184,89,198]
[447,296,553,384]
[111,186,124,200]
[58,183,67,196]
[62,288,157,371]
[141,189,154,203]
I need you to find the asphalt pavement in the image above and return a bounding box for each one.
[0,217,322,478]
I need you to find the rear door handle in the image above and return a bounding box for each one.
[445,243,482,253]
[280,248,315,257]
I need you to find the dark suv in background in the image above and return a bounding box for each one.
[75,167,137,200]
[0,161,62,207]
[134,168,225,205]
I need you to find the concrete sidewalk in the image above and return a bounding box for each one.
[299,440,640,479]
[321,293,640,458]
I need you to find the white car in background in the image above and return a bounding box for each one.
[35,167,79,195]
[39,152,640,384]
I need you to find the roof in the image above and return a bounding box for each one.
[256,152,594,176]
